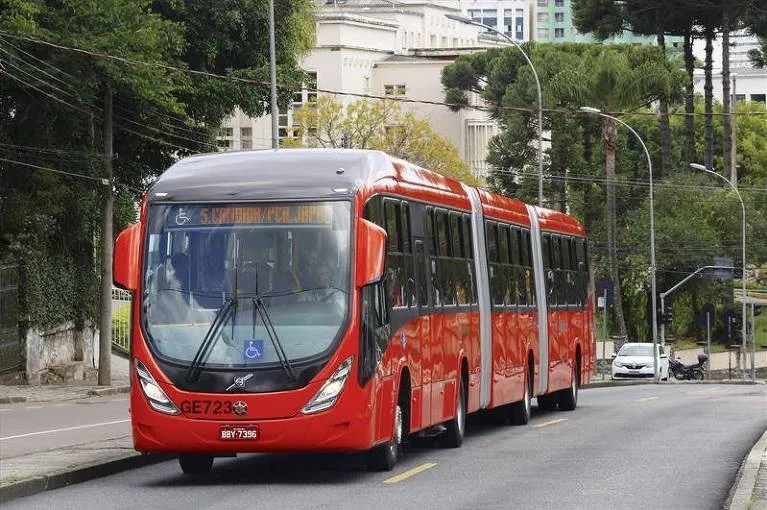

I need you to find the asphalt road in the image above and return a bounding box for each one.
[0,397,130,458]
[3,384,766,510]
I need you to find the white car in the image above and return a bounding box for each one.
[611,342,669,381]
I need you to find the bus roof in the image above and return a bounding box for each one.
[147,149,392,203]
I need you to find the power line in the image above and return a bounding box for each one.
[0,156,108,184]
[1,30,765,120]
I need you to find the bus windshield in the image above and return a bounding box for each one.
[141,201,352,368]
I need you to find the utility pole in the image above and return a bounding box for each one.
[268,0,279,149]
[98,86,113,386]
[731,74,737,186]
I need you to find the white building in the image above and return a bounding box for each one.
[693,28,762,71]
[460,0,532,42]
[692,67,767,105]
[220,0,505,178]
[691,29,766,106]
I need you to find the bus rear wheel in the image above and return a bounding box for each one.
[509,367,532,425]
[442,376,466,448]
[557,365,579,411]
[179,453,213,475]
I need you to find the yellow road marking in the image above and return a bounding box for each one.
[533,418,567,428]
[384,462,437,483]
[637,396,659,402]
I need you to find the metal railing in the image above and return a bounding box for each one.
[111,287,132,354]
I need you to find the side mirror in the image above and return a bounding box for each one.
[611,353,617,358]
[355,219,386,288]
[114,223,141,291]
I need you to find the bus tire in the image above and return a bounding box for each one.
[366,402,403,472]
[509,365,532,425]
[179,453,213,475]
[557,363,579,411]
[442,375,466,448]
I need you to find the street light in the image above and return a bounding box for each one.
[690,163,750,380]
[445,13,544,207]
[580,106,659,382]
[268,0,279,149]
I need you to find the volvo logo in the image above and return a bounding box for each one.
[232,400,248,416]
[226,373,253,391]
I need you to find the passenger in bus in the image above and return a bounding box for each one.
[170,252,189,294]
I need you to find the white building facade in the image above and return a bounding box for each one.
[219,0,503,178]
[460,0,532,41]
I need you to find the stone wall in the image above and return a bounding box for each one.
[24,321,98,385]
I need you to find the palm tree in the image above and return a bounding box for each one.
[549,45,683,340]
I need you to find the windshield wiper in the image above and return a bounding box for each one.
[252,297,297,381]
[185,298,236,383]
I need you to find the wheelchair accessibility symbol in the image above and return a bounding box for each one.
[244,339,264,360]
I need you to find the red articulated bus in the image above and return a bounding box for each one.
[113,149,595,474]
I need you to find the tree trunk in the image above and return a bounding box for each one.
[704,27,714,170]
[722,9,733,183]
[603,117,628,340]
[684,30,696,166]
[657,30,671,178]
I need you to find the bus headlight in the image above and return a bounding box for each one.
[301,356,354,414]
[135,360,180,415]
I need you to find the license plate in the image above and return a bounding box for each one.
[219,425,259,441]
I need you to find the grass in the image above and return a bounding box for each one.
[673,338,727,353]
[672,313,767,351]
[757,313,767,349]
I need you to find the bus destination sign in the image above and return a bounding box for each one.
[168,204,332,228]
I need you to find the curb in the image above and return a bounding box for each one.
[86,385,131,397]
[582,379,765,390]
[725,429,767,510]
[0,396,27,404]
[0,452,175,504]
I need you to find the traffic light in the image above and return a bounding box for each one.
[755,305,763,317]
[663,305,673,324]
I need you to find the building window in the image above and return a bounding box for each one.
[537,12,549,23]
[555,0,564,6]
[537,0,548,6]
[555,12,564,22]
[240,127,252,150]
[466,123,496,178]
[217,127,233,151]
[751,94,766,104]
[385,84,407,97]
[503,9,513,35]
[468,8,497,30]
[537,27,550,39]
[555,27,564,38]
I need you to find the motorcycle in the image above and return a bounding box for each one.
[668,353,708,380]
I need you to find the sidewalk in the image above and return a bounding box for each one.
[1,375,765,505]
[0,354,131,404]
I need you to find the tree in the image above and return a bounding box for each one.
[290,96,480,185]
[549,46,682,339]
[0,0,316,382]
[571,0,691,177]
[748,37,767,66]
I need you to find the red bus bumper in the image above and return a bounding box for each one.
[131,383,377,454]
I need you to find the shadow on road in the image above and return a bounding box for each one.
[143,403,572,488]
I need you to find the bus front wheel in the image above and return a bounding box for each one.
[366,403,403,472]
[179,453,213,475]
